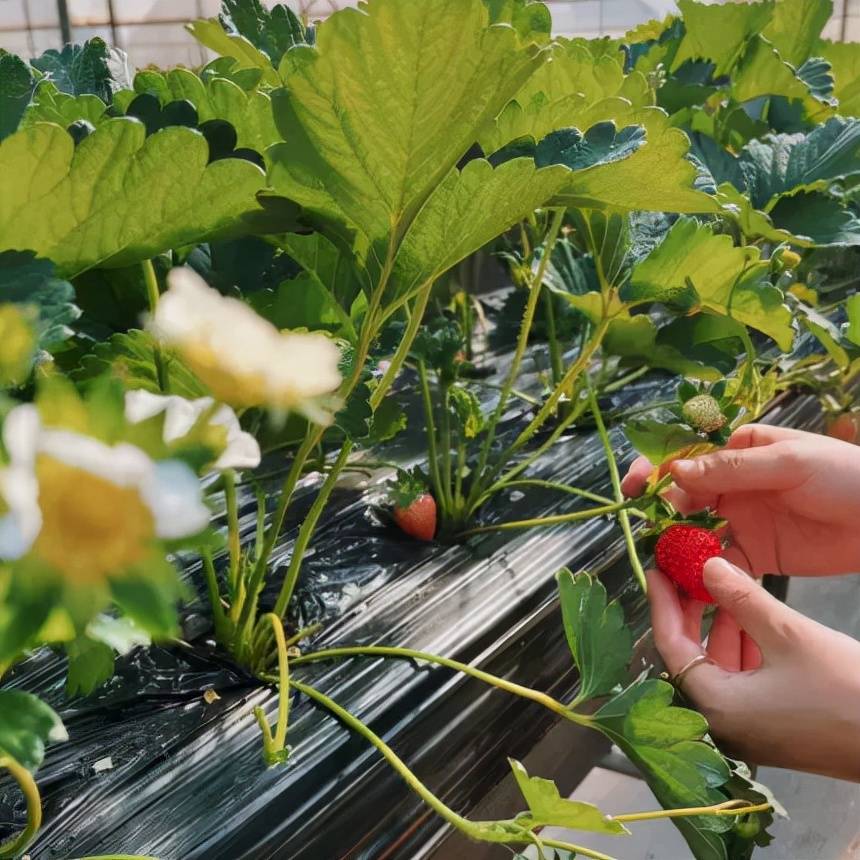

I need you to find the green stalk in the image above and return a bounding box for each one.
[543,287,564,388]
[141,259,167,392]
[601,364,649,395]
[290,646,585,725]
[253,613,290,765]
[588,387,647,593]
[290,679,613,860]
[439,380,453,505]
[459,499,636,537]
[417,360,444,506]
[224,470,241,595]
[201,547,229,641]
[271,441,353,621]
[485,479,614,506]
[472,209,566,492]
[0,756,41,859]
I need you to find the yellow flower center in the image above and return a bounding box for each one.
[181,342,270,409]
[33,456,155,584]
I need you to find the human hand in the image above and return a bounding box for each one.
[623,424,860,576]
[649,558,860,781]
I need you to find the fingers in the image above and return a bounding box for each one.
[670,442,801,496]
[727,423,811,449]
[706,609,743,671]
[703,558,798,653]
[621,456,653,497]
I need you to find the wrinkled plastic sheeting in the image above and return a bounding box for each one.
[0,335,835,859]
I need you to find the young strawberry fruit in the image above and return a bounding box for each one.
[654,525,722,603]
[393,493,437,541]
[682,394,726,434]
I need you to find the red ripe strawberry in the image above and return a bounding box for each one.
[393,493,437,541]
[654,525,722,603]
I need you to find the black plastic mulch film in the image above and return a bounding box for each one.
[0,307,832,860]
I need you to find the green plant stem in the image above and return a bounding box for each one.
[613,800,773,824]
[472,378,540,407]
[253,613,290,765]
[290,679,612,860]
[201,547,228,638]
[601,364,649,395]
[490,479,614,506]
[224,470,241,594]
[458,499,638,537]
[141,259,167,392]
[289,646,584,725]
[284,622,322,648]
[439,380,453,506]
[0,756,41,859]
[473,208,566,490]
[588,387,647,593]
[543,288,563,387]
[272,441,353,621]
[418,360,444,504]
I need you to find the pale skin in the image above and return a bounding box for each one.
[622,424,860,782]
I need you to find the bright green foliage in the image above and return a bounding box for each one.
[817,40,860,116]
[31,38,114,102]
[509,758,629,834]
[0,120,266,276]
[624,218,794,350]
[558,568,631,704]
[0,251,79,352]
[624,417,705,464]
[66,635,116,696]
[672,0,774,76]
[187,18,281,87]
[484,0,553,43]
[763,0,832,67]
[0,690,66,770]
[131,68,280,152]
[479,40,651,154]
[270,0,550,270]
[21,82,109,129]
[0,50,35,140]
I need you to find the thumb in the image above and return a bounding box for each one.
[703,558,797,653]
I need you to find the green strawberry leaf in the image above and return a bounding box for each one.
[557,569,631,706]
[0,50,36,141]
[763,0,832,67]
[483,0,553,44]
[671,0,774,77]
[817,39,860,117]
[73,330,208,398]
[509,758,629,834]
[450,385,484,439]
[0,560,63,665]
[21,81,109,130]
[269,0,550,267]
[767,191,860,248]
[220,0,310,67]
[0,251,79,352]
[0,120,267,277]
[624,218,794,350]
[109,557,186,640]
[32,38,114,101]
[369,396,407,444]
[187,17,281,87]
[625,418,704,465]
[0,690,67,771]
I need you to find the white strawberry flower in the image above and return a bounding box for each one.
[149,267,343,424]
[0,404,210,583]
[124,390,262,471]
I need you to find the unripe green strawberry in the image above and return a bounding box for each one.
[682,394,726,433]
[654,525,722,603]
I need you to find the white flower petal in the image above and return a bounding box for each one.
[211,404,261,470]
[39,430,152,488]
[3,404,39,468]
[0,466,40,561]
[140,460,210,540]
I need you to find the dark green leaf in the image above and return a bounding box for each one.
[0,690,66,771]
[625,418,704,464]
[0,50,35,141]
[768,191,860,248]
[110,558,185,639]
[535,122,646,171]
[0,251,79,352]
[509,758,628,834]
[369,396,407,444]
[220,0,310,67]
[32,39,113,102]
[557,569,631,705]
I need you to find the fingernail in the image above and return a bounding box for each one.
[671,459,699,479]
[703,557,743,582]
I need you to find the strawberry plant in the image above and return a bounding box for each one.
[0,0,858,857]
